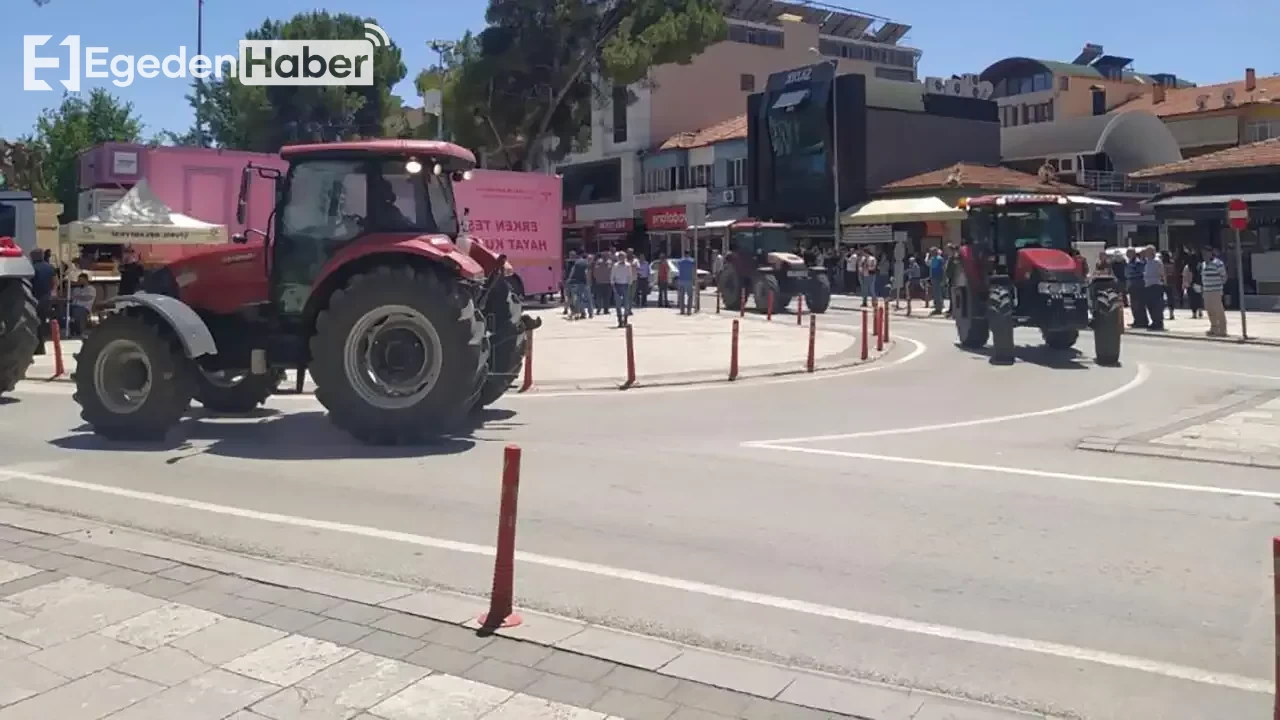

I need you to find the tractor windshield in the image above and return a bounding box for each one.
[731,226,790,255]
[995,205,1070,252]
[281,158,460,242]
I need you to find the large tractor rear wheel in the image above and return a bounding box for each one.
[952,282,989,348]
[1091,281,1123,366]
[718,266,744,312]
[195,368,283,413]
[988,283,1015,362]
[309,266,487,445]
[74,311,196,441]
[475,274,525,409]
[753,274,781,313]
[1041,329,1079,351]
[805,273,832,313]
[0,278,39,397]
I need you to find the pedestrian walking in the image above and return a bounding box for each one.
[859,249,878,306]
[610,251,633,327]
[676,249,697,315]
[844,250,858,294]
[635,254,651,308]
[28,249,55,355]
[656,252,671,308]
[564,250,592,319]
[592,254,612,316]
[1199,246,1228,336]
[927,247,946,314]
[1125,248,1148,328]
[1161,251,1179,320]
[1141,246,1165,331]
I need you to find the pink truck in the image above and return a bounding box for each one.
[455,169,563,299]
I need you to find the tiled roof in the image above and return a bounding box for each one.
[659,115,747,151]
[1130,137,1280,179]
[879,163,1085,194]
[1113,74,1280,118]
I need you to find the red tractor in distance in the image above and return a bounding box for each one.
[950,194,1122,365]
[74,140,538,444]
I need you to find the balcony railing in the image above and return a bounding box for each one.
[1075,169,1166,195]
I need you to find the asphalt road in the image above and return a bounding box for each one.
[2,307,1278,719]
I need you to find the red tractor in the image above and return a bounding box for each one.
[950,194,1122,365]
[715,220,832,314]
[74,140,539,444]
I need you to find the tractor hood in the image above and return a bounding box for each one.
[767,251,806,267]
[1015,248,1081,283]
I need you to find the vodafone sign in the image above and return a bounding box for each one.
[644,205,688,231]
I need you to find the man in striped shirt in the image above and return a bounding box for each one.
[1199,246,1229,337]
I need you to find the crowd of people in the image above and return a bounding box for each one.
[23,246,147,354]
[562,248,700,327]
[1107,245,1229,336]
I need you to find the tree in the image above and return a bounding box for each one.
[194,11,406,152]
[0,140,50,198]
[29,90,143,221]
[449,0,727,170]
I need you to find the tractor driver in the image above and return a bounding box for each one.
[368,173,418,233]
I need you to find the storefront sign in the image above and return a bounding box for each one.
[562,206,576,225]
[595,218,634,234]
[644,206,687,231]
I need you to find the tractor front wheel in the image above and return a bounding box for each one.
[195,368,283,413]
[988,284,1015,362]
[953,283,989,348]
[1041,329,1079,351]
[475,274,525,409]
[805,273,832,314]
[74,311,196,441]
[1092,282,1123,366]
[753,274,781,313]
[309,266,488,445]
[718,267,744,311]
[0,278,39,397]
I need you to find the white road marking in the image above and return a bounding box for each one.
[1152,364,1280,382]
[749,363,1150,445]
[744,443,1280,502]
[0,466,1268,695]
[11,337,928,402]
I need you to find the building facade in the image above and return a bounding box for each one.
[556,0,923,249]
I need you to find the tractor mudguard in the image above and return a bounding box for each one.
[110,293,217,359]
[0,256,34,278]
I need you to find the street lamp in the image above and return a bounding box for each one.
[810,48,840,251]
[428,40,456,141]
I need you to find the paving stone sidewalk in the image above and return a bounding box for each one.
[0,509,1046,720]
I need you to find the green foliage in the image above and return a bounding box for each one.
[29,90,143,221]
[450,0,726,170]
[193,11,407,152]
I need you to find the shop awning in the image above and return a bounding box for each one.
[841,196,966,225]
[1148,192,1280,207]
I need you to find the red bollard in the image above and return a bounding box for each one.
[739,290,746,318]
[479,445,523,630]
[729,319,739,381]
[50,319,65,379]
[796,294,804,326]
[715,290,721,314]
[517,329,533,393]
[861,309,869,361]
[883,302,891,342]
[906,288,913,317]
[806,315,816,372]
[876,309,885,352]
[622,324,635,389]
[871,301,880,337]
[767,291,774,321]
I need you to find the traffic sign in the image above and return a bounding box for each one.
[1227,198,1249,230]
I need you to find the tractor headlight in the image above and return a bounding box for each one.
[1038,281,1082,296]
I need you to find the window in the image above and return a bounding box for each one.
[1058,75,1069,91]
[726,158,746,188]
[611,86,628,144]
[1246,120,1280,143]
[281,160,368,243]
[689,164,713,188]
[740,74,755,92]
[560,159,622,205]
[874,67,915,82]
[727,24,783,48]
[0,203,15,239]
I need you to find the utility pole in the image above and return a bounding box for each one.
[427,40,456,141]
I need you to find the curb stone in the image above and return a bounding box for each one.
[0,503,1048,720]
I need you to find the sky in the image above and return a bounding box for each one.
[6,0,1279,141]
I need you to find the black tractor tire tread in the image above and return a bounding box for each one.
[753,274,781,314]
[1042,329,1079,351]
[805,273,832,313]
[954,284,989,348]
[1092,285,1123,366]
[988,284,1015,361]
[73,310,196,441]
[195,370,281,413]
[718,267,743,311]
[476,275,525,409]
[309,265,487,445]
[0,278,39,395]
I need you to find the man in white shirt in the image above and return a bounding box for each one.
[69,273,97,337]
[610,251,634,327]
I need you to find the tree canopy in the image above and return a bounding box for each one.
[449,0,727,170]
[29,89,143,221]
[193,11,407,152]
